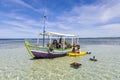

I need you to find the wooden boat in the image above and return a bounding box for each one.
[24,15,78,59]
[24,40,67,58]
[24,31,77,59]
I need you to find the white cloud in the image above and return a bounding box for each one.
[99,23,120,31]
[100,1,120,22]
[11,0,40,12]
[58,0,120,24]
[46,21,72,30]
[71,23,120,37]
[11,0,51,14]
[52,0,120,37]
[0,14,42,38]
[0,0,120,38]
[0,28,37,38]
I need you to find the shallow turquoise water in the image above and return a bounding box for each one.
[0,39,120,80]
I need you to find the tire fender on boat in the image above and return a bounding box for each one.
[48,48,54,53]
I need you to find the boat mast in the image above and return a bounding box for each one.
[43,13,46,47]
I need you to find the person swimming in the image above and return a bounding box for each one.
[90,56,97,61]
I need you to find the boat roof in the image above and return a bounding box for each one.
[39,31,76,37]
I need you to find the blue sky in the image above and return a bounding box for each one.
[0,0,120,38]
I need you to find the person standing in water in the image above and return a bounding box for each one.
[72,45,81,54]
[76,45,81,53]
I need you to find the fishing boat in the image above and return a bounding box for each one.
[24,32,76,58]
[24,15,77,58]
[25,40,67,58]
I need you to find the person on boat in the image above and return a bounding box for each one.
[58,37,62,48]
[72,44,76,52]
[48,44,54,53]
[52,39,59,49]
[47,42,50,47]
[65,40,72,49]
[64,40,68,49]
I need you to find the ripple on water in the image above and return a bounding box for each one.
[0,44,120,80]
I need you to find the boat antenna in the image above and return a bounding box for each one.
[43,9,46,47]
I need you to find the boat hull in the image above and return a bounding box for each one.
[31,50,67,58]
[24,40,68,59]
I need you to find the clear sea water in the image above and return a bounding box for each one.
[0,38,120,80]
